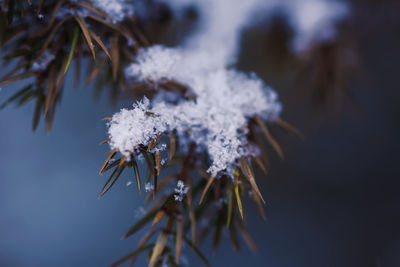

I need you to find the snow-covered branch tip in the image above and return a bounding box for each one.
[107,0,287,178]
[108,67,281,177]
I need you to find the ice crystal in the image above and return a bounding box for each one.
[145,182,154,192]
[55,0,134,23]
[134,206,146,218]
[92,0,134,23]
[161,256,169,267]
[31,51,55,71]
[174,180,189,202]
[56,5,89,19]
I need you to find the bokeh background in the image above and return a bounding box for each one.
[1,0,400,266]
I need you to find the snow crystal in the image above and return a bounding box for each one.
[31,51,55,71]
[134,206,146,218]
[92,0,134,23]
[161,256,168,267]
[125,46,183,82]
[145,182,154,192]
[56,5,90,19]
[55,0,134,23]
[174,180,189,202]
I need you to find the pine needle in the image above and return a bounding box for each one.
[238,157,265,204]
[99,150,117,175]
[75,15,96,59]
[199,176,215,204]
[64,26,79,74]
[176,217,184,263]
[254,115,284,159]
[234,170,243,219]
[169,133,176,161]
[152,210,166,226]
[89,29,111,60]
[149,219,172,267]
